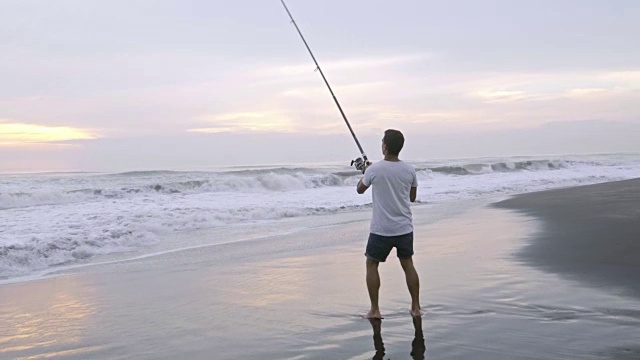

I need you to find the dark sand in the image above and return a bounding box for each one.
[495,178,640,300]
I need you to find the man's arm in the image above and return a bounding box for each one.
[357,179,369,194]
[357,162,372,194]
[410,166,418,202]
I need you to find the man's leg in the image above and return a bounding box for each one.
[399,257,422,316]
[365,259,382,319]
[364,233,393,319]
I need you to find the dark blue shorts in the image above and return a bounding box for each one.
[365,232,414,262]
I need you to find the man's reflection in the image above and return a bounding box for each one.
[410,316,426,359]
[368,317,425,359]
[369,318,385,359]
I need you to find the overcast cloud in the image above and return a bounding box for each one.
[1,0,638,172]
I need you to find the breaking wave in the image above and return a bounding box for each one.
[427,160,568,176]
[0,160,604,210]
[2,153,638,280]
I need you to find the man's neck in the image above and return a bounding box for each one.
[384,155,400,162]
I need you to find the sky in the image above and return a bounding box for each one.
[1,0,639,172]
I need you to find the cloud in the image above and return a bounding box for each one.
[259,53,431,78]
[191,67,640,138]
[472,90,534,103]
[189,112,296,133]
[465,70,640,106]
[279,80,390,100]
[565,88,610,98]
[601,70,640,85]
[0,120,97,147]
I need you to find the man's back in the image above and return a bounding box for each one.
[362,160,418,236]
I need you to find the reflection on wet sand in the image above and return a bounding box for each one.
[411,317,426,359]
[220,257,312,308]
[369,316,426,359]
[370,318,385,360]
[0,277,101,359]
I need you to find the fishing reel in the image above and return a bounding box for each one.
[351,157,369,174]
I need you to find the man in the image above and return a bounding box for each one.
[357,129,421,319]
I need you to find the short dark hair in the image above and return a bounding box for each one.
[383,129,404,156]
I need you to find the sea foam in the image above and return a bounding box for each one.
[1,153,639,279]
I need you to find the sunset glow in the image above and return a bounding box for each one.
[189,112,296,133]
[0,122,96,146]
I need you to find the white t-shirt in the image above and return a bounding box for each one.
[362,160,418,236]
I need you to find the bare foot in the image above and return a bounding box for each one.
[410,308,424,317]
[363,309,383,319]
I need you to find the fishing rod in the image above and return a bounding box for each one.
[280,0,369,173]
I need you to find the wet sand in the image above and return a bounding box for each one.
[495,178,640,299]
[2,185,640,359]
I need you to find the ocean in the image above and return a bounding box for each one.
[1,153,639,281]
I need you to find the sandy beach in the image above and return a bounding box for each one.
[495,178,640,300]
[2,180,640,359]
